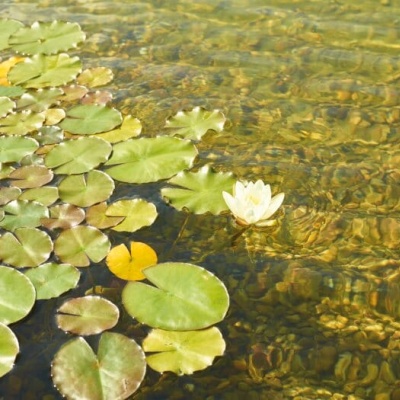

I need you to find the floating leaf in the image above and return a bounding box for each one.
[0,86,25,97]
[56,296,119,335]
[0,19,24,50]
[0,322,19,378]
[52,333,146,400]
[0,57,25,86]
[25,262,80,300]
[0,96,15,117]
[44,107,65,125]
[33,125,64,145]
[9,165,53,188]
[77,67,113,88]
[9,21,85,55]
[58,170,114,207]
[0,136,38,163]
[81,90,112,106]
[95,115,142,143]
[164,107,226,140]
[122,263,230,330]
[106,137,198,183]
[59,84,88,102]
[18,186,58,206]
[0,110,45,135]
[0,265,36,324]
[8,53,82,88]
[59,104,122,135]
[54,225,110,267]
[106,199,158,232]
[143,327,225,375]
[0,199,48,231]
[161,165,235,215]
[0,187,21,206]
[45,136,112,174]
[0,227,52,268]
[85,202,124,229]
[41,204,85,230]
[16,88,63,112]
[106,242,158,281]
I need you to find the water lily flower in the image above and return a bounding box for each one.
[222,180,284,227]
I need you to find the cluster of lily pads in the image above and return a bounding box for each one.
[0,19,238,399]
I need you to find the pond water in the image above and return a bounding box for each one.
[2,0,400,399]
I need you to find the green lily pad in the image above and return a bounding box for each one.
[8,53,82,88]
[0,187,21,206]
[0,227,53,268]
[59,84,88,102]
[56,295,119,335]
[16,88,63,112]
[95,115,141,143]
[0,199,49,231]
[0,96,15,117]
[0,136,38,163]
[106,137,198,183]
[77,67,113,88]
[58,170,114,207]
[106,199,158,232]
[122,262,229,330]
[161,165,235,215]
[0,86,25,97]
[54,225,110,267]
[9,165,54,188]
[9,21,85,55]
[45,136,112,174]
[41,204,85,230]
[25,262,80,300]
[0,265,36,324]
[0,19,24,50]
[33,125,64,145]
[85,202,124,230]
[164,107,226,140]
[52,333,146,400]
[143,327,226,375]
[0,322,19,378]
[0,110,45,135]
[18,186,59,206]
[59,104,122,135]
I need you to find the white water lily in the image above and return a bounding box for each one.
[222,180,284,227]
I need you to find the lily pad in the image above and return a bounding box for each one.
[164,107,226,140]
[0,86,25,97]
[0,57,24,86]
[0,136,38,163]
[44,107,65,125]
[9,165,54,188]
[161,165,235,215]
[0,96,15,117]
[0,322,19,378]
[143,327,226,375]
[41,204,85,230]
[106,242,158,281]
[56,296,119,335]
[105,137,198,183]
[0,19,24,50]
[52,333,146,400]
[106,199,158,232]
[59,104,122,135]
[8,53,82,88]
[122,262,230,330]
[0,187,21,206]
[25,262,80,300]
[9,21,85,55]
[0,199,49,231]
[77,67,113,88]
[45,136,112,175]
[33,125,64,145]
[0,227,53,268]
[16,88,63,112]
[54,225,110,267]
[58,170,115,207]
[85,202,124,229]
[18,186,59,206]
[95,115,141,143]
[0,265,36,324]
[0,110,45,135]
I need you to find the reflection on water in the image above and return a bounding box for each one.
[2,0,400,398]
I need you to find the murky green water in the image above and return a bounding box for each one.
[2,0,400,399]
